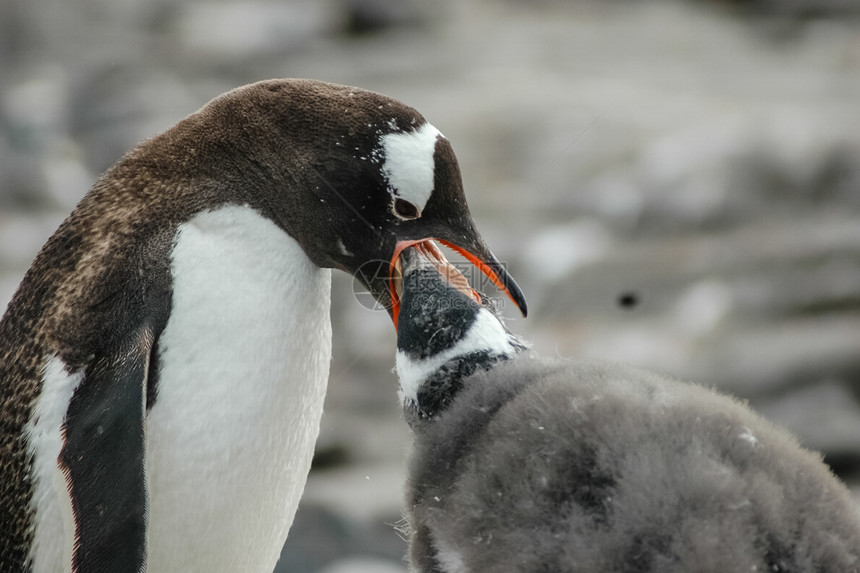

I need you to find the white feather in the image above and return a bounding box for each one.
[381,123,442,212]
[396,308,515,406]
[24,356,84,573]
[24,354,82,573]
[434,538,469,573]
[145,205,332,572]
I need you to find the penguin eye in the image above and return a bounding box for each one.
[393,197,421,220]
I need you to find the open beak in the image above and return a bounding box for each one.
[388,238,528,330]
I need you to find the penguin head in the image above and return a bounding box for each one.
[393,244,527,421]
[178,79,527,325]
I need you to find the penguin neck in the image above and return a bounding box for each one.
[396,306,526,423]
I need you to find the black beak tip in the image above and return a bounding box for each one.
[513,285,529,318]
[501,270,528,318]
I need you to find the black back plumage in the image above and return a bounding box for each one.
[0,182,175,567]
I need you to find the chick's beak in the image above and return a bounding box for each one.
[389,237,528,330]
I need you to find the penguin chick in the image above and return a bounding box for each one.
[394,246,860,573]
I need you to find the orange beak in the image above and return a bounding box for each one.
[388,238,527,330]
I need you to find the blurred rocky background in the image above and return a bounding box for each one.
[2,0,859,570]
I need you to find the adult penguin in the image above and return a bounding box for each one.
[0,79,527,573]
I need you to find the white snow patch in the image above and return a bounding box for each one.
[738,427,758,447]
[336,238,353,257]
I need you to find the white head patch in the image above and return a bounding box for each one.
[380,122,443,213]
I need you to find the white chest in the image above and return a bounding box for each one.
[145,205,332,572]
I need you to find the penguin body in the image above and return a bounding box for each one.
[394,246,860,573]
[0,79,527,571]
[19,204,332,573]
[144,206,332,572]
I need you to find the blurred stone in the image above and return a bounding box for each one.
[274,503,404,573]
[694,315,860,395]
[755,381,860,464]
[67,66,201,173]
[523,220,614,284]
[303,461,406,522]
[0,212,66,269]
[717,0,860,19]
[174,1,330,61]
[0,136,48,210]
[335,0,431,36]
[570,119,860,233]
[532,215,860,323]
[318,557,406,573]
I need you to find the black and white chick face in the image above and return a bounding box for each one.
[393,244,527,421]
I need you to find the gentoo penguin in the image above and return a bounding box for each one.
[393,243,860,573]
[0,79,527,573]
